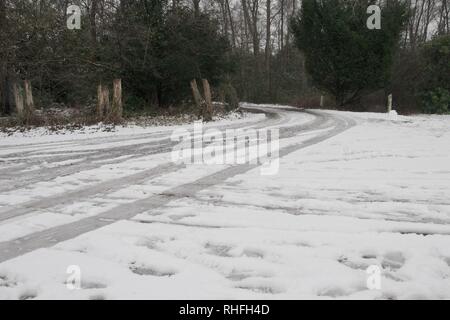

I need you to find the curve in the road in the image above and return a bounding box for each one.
[0,107,356,263]
[0,109,283,193]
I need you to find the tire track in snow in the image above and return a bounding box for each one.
[0,111,282,193]
[0,111,274,160]
[0,108,283,217]
[0,108,284,218]
[0,162,184,222]
[0,109,356,263]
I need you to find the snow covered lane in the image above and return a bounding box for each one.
[0,106,449,299]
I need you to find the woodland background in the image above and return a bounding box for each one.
[0,0,449,119]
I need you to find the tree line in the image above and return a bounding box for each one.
[0,0,449,117]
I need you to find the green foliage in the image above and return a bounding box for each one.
[156,9,233,106]
[270,46,310,104]
[421,34,450,88]
[104,3,233,108]
[0,1,233,112]
[421,88,450,114]
[418,35,450,113]
[291,0,408,108]
[218,82,239,111]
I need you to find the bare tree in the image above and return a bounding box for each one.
[265,0,271,68]
[406,0,444,47]
[265,0,272,93]
[0,0,12,115]
[242,0,260,56]
[89,0,99,60]
[193,0,201,17]
[437,0,450,34]
[225,0,237,48]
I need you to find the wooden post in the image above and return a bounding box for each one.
[190,79,202,108]
[387,94,392,113]
[97,84,105,120]
[112,79,122,121]
[320,95,324,108]
[190,79,214,121]
[103,86,111,118]
[12,82,24,118]
[202,79,213,121]
[23,80,34,117]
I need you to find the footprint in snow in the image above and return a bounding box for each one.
[381,252,405,271]
[226,270,253,281]
[337,256,369,270]
[81,281,108,290]
[444,256,450,267]
[169,213,196,221]
[317,286,348,298]
[242,248,265,259]
[135,236,165,250]
[19,289,38,300]
[205,243,233,257]
[226,270,273,282]
[236,284,283,295]
[130,263,176,277]
[0,274,17,288]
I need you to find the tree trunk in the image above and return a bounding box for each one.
[437,0,449,34]
[202,79,213,122]
[421,0,435,42]
[190,79,202,107]
[0,71,12,116]
[286,0,296,62]
[225,0,236,48]
[112,79,123,122]
[265,0,271,67]
[89,0,98,60]
[219,0,229,39]
[280,0,284,52]
[193,0,200,17]
[0,1,11,115]
[242,0,259,57]
[12,82,24,118]
[103,86,111,118]
[24,80,35,118]
[265,0,271,95]
[97,83,105,119]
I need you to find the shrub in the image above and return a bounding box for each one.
[421,88,450,114]
[291,0,407,108]
[419,35,450,113]
[218,83,239,111]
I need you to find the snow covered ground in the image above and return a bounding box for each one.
[0,105,449,300]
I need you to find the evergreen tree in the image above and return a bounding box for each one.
[291,0,408,108]
[419,34,450,114]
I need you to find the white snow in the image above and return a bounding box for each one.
[0,111,264,148]
[0,106,449,300]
